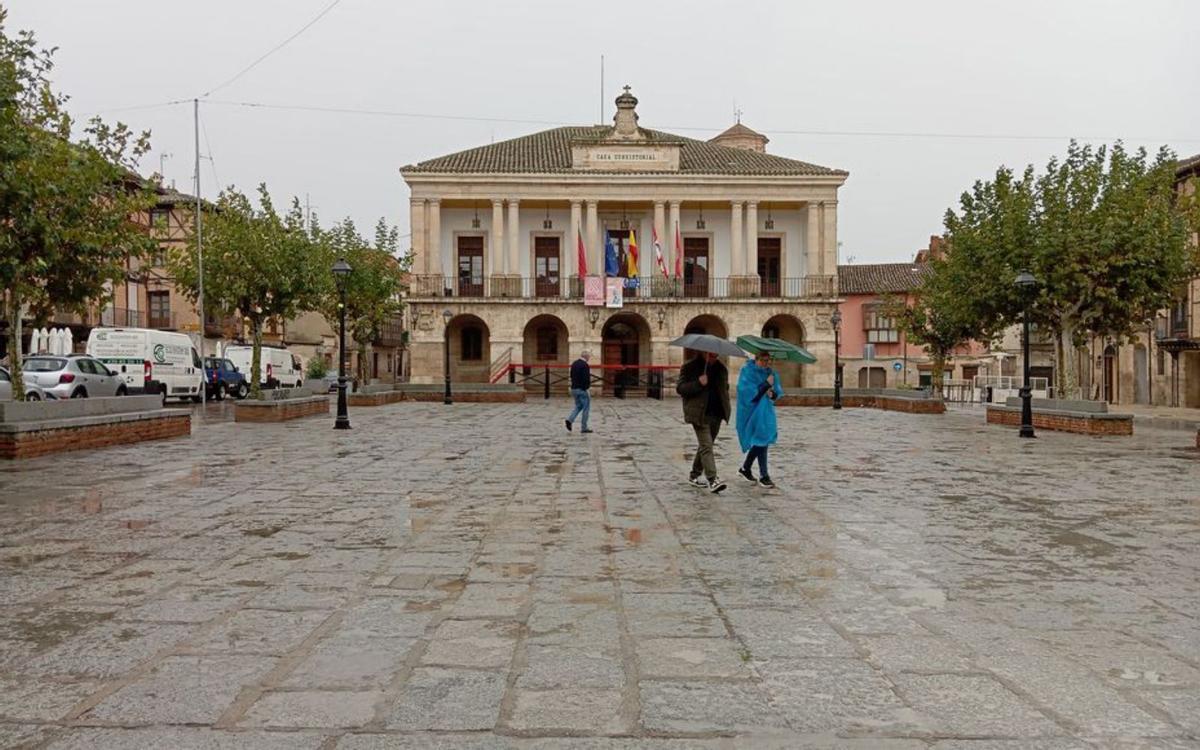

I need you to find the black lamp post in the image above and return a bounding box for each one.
[442,309,453,405]
[1015,270,1038,438]
[831,308,843,410]
[332,257,352,430]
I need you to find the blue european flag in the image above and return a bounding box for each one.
[604,233,620,277]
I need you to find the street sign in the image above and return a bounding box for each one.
[892,361,903,372]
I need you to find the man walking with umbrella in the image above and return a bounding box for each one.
[673,334,744,493]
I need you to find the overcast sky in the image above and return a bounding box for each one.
[7,0,1198,264]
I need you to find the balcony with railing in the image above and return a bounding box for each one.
[409,275,837,301]
[373,316,406,347]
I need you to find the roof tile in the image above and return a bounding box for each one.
[838,263,930,295]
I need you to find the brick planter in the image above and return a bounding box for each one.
[776,388,945,414]
[0,396,190,459]
[234,395,330,423]
[986,406,1133,436]
[348,390,406,407]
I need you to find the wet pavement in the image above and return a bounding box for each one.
[0,398,1198,749]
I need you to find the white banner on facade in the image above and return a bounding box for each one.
[605,278,624,309]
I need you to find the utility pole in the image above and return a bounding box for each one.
[194,99,206,406]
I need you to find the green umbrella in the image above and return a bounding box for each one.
[736,334,817,365]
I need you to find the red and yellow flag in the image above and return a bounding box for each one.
[626,229,639,277]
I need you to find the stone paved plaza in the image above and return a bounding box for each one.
[0,399,1198,749]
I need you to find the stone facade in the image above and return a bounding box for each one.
[401,89,848,390]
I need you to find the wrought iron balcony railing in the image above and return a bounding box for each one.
[409,275,837,301]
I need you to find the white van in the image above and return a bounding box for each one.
[224,345,303,389]
[86,327,204,403]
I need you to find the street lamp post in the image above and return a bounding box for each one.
[831,308,843,410]
[442,309,453,405]
[1015,270,1038,438]
[332,258,352,430]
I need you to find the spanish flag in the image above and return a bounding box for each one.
[627,229,639,278]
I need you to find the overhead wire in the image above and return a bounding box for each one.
[202,0,344,97]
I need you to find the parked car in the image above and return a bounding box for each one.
[204,357,249,400]
[21,355,126,399]
[86,327,204,404]
[0,366,48,401]
[225,345,304,389]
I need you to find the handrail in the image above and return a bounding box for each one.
[487,347,514,383]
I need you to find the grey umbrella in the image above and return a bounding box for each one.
[668,333,748,358]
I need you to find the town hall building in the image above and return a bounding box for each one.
[401,88,848,392]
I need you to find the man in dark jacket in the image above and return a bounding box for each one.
[676,352,730,493]
[565,350,593,434]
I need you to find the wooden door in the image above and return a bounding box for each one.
[757,238,781,296]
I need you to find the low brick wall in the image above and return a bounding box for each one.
[348,390,406,407]
[986,405,1133,436]
[0,411,191,459]
[396,384,526,403]
[234,395,330,423]
[777,389,945,414]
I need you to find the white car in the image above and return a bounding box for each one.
[21,355,126,399]
[0,366,48,401]
[224,345,304,389]
[86,327,204,403]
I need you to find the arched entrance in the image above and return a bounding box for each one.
[522,314,570,393]
[1103,344,1117,404]
[761,314,806,388]
[446,314,490,383]
[601,312,651,393]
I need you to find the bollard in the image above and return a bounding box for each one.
[508,368,516,384]
[544,366,551,400]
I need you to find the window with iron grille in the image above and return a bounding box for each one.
[863,303,899,343]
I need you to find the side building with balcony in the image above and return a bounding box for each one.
[401,89,846,390]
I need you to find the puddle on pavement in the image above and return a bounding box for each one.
[81,491,103,514]
[123,520,151,530]
[242,526,284,538]
[13,609,115,649]
[271,552,309,561]
[436,578,467,594]
[1051,530,1118,558]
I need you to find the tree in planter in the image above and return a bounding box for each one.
[0,11,156,398]
[169,185,327,397]
[317,218,404,387]
[942,141,1198,398]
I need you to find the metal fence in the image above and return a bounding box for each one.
[410,274,836,301]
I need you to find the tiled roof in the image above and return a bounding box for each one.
[403,126,844,176]
[711,122,768,141]
[1177,153,1200,178]
[838,263,930,295]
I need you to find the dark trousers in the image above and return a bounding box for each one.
[690,417,722,481]
[742,445,769,478]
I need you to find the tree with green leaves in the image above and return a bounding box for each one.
[1,9,156,398]
[168,184,327,397]
[941,141,1198,398]
[884,258,990,396]
[318,217,405,385]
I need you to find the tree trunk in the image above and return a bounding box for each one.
[5,292,24,402]
[1058,322,1081,400]
[931,352,946,397]
[357,340,370,386]
[250,318,263,398]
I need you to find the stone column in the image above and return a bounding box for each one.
[668,201,681,280]
[410,198,427,278]
[507,200,521,282]
[427,199,442,278]
[806,202,821,281]
[730,201,744,296]
[568,200,582,294]
[745,201,759,287]
[822,200,838,281]
[490,199,505,291]
[586,200,599,279]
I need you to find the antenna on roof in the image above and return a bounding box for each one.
[600,54,605,124]
[734,101,743,124]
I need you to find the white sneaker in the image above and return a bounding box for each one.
[688,476,708,488]
[708,477,728,494]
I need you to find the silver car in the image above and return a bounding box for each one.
[0,366,48,401]
[22,355,126,399]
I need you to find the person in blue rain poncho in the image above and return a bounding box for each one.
[735,352,783,488]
